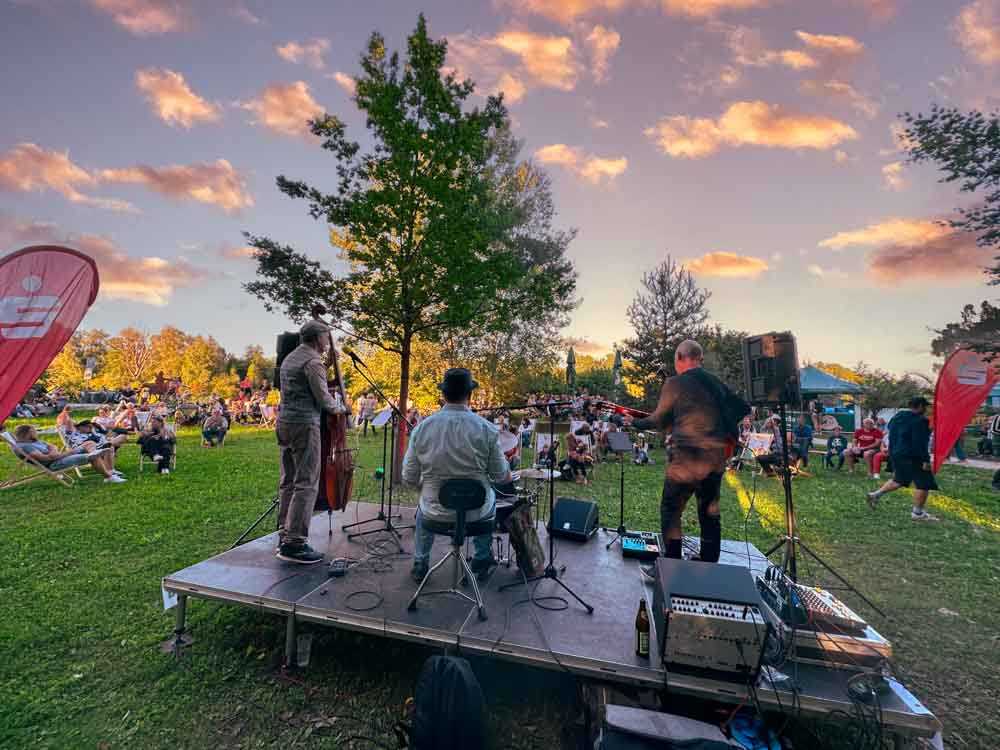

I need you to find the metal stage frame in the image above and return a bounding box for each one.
[162,502,941,745]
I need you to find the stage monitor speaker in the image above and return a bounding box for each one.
[274,332,300,391]
[742,331,801,406]
[549,497,599,541]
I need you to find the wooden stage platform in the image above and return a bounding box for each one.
[162,502,941,744]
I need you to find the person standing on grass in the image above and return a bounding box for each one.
[867,397,939,521]
[274,319,347,564]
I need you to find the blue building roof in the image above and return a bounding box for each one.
[800,365,863,395]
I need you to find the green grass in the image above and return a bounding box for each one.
[1,421,997,749]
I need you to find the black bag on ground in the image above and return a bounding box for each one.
[408,655,485,750]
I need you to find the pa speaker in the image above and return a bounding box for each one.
[742,331,801,406]
[549,497,599,541]
[275,332,300,391]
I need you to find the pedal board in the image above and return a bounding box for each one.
[621,531,661,560]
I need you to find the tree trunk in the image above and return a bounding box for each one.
[393,334,412,485]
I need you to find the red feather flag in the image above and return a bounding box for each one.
[0,245,100,424]
[932,349,998,472]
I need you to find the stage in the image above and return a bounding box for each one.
[162,502,941,745]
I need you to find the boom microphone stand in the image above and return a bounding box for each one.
[342,350,415,549]
[342,411,402,535]
[499,402,594,614]
[763,401,886,617]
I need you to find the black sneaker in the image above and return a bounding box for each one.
[276,543,324,564]
[470,556,497,582]
[411,561,429,583]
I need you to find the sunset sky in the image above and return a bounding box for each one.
[2,0,999,375]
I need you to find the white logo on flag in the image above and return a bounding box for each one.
[0,276,63,339]
[956,362,988,386]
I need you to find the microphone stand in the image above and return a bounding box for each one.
[499,401,594,614]
[603,430,634,551]
[342,350,415,549]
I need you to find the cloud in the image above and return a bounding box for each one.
[819,217,951,250]
[955,1,1000,64]
[818,215,992,285]
[232,2,261,24]
[563,335,607,355]
[89,0,187,35]
[534,144,627,184]
[0,143,134,212]
[447,30,581,102]
[795,30,864,57]
[135,68,221,128]
[99,159,253,213]
[806,264,848,280]
[661,0,770,16]
[239,81,325,138]
[799,79,878,118]
[590,116,610,128]
[275,38,330,70]
[881,161,906,191]
[585,25,621,83]
[218,243,257,260]
[327,71,357,96]
[645,100,857,158]
[0,214,209,305]
[502,0,770,22]
[723,26,818,70]
[684,251,769,277]
[834,149,851,163]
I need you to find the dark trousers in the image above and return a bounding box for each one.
[660,468,724,563]
[824,449,845,469]
[361,417,372,437]
[140,435,174,472]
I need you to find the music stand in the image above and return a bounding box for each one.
[603,430,633,550]
[342,408,403,536]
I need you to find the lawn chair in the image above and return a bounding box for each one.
[56,427,91,481]
[730,432,774,475]
[1,431,75,490]
[138,421,178,473]
[260,404,277,429]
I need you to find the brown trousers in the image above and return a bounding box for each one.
[276,420,321,546]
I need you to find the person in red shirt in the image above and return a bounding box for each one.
[847,418,883,476]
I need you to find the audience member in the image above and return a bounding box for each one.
[13,424,124,482]
[138,415,176,474]
[847,418,883,475]
[871,431,891,480]
[825,425,848,469]
[202,407,229,447]
[792,414,814,469]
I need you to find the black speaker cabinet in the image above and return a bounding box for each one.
[742,331,801,406]
[274,332,300,391]
[549,497,599,541]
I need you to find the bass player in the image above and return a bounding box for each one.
[275,319,347,564]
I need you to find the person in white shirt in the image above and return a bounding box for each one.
[402,368,511,583]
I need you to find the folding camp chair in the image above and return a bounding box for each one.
[1,431,75,490]
[260,404,277,428]
[138,422,178,473]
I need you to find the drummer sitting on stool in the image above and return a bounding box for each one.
[402,368,512,583]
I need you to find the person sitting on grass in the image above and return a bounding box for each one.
[846,418,882,475]
[634,432,651,465]
[792,414,814,470]
[564,432,593,485]
[56,405,74,431]
[13,424,125,483]
[756,417,786,476]
[825,425,848,469]
[138,415,176,474]
[202,407,228,447]
[114,404,140,433]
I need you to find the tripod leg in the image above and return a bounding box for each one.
[796,539,887,618]
[230,498,279,550]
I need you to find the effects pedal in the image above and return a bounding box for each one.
[621,531,661,560]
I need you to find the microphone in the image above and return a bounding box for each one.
[341,345,363,366]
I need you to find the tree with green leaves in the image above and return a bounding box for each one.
[854,363,928,418]
[245,16,574,476]
[930,300,999,362]
[622,257,710,403]
[900,106,1000,287]
[701,325,747,394]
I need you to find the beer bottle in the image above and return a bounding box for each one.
[635,599,650,658]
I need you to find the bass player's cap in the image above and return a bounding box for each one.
[299,319,331,339]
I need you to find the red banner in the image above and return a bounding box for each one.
[0,245,100,424]
[932,349,998,472]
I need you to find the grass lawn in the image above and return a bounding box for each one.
[1,418,998,749]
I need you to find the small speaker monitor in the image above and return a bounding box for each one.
[549,497,599,541]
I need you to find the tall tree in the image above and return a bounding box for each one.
[899,106,1000,286]
[103,328,154,388]
[245,16,570,476]
[930,300,1000,361]
[701,325,747,393]
[181,336,227,396]
[623,257,710,400]
[44,338,86,395]
[150,326,192,379]
[854,363,928,417]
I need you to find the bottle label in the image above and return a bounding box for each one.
[637,631,649,657]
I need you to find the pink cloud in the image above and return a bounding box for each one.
[535,144,628,183]
[275,38,331,70]
[0,143,135,212]
[0,214,210,305]
[327,71,357,96]
[684,251,769,278]
[89,0,187,35]
[135,68,221,128]
[99,159,253,214]
[585,25,622,83]
[239,81,326,138]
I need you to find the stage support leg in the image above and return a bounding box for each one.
[159,593,194,655]
[175,594,187,638]
[284,614,297,669]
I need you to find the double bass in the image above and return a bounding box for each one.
[312,307,355,513]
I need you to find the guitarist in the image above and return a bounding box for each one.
[625,339,749,571]
[275,319,347,564]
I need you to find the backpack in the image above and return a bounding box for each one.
[407,655,485,750]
